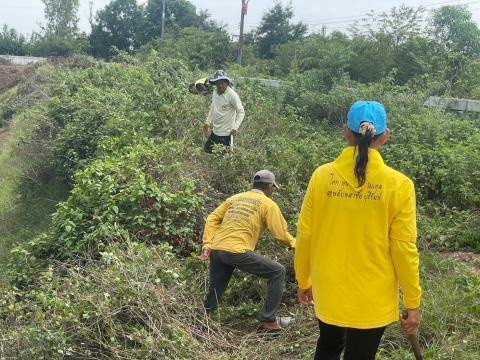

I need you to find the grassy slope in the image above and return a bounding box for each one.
[0,96,68,281]
[0,65,478,359]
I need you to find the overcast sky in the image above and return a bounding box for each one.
[1,0,480,36]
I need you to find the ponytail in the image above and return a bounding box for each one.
[353,122,378,186]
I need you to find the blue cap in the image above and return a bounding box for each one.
[347,101,387,135]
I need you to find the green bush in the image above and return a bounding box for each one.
[418,203,480,252]
[139,28,235,70]
[280,74,480,209]
[2,242,235,359]
[10,141,204,284]
[48,54,197,177]
[383,111,480,208]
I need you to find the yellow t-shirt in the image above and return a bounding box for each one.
[295,147,421,329]
[203,190,296,253]
[195,77,208,86]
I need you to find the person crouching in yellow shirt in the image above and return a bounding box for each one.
[199,170,296,332]
[295,101,421,360]
[188,77,212,96]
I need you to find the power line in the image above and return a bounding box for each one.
[0,0,107,9]
[0,0,40,2]
[423,0,480,7]
[305,0,480,26]
[0,5,42,9]
[301,13,374,24]
[303,0,480,24]
[242,0,480,30]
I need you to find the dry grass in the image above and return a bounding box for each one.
[0,62,27,94]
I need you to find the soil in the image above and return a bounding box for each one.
[0,59,27,94]
[447,251,480,277]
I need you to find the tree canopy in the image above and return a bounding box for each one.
[431,5,480,56]
[255,3,307,59]
[91,0,145,57]
[0,25,27,55]
[41,0,80,38]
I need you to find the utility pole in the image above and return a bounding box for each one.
[236,0,248,65]
[161,0,166,38]
[88,1,94,30]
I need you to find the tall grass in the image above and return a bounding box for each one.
[1,245,478,359]
[0,110,68,281]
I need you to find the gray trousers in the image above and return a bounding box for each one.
[204,250,286,322]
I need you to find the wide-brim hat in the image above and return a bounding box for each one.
[209,70,232,84]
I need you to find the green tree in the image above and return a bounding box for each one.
[41,0,80,38]
[26,0,87,56]
[90,0,145,58]
[144,0,202,39]
[430,5,480,56]
[392,36,431,84]
[0,25,27,55]
[197,9,226,33]
[140,27,233,69]
[428,6,480,95]
[255,3,307,59]
[273,33,352,86]
[349,6,429,83]
[350,5,425,47]
[29,32,90,57]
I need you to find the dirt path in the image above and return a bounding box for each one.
[0,61,26,93]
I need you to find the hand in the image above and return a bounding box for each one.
[298,287,314,306]
[230,129,237,137]
[400,308,421,335]
[290,239,296,250]
[203,124,210,136]
[198,248,211,261]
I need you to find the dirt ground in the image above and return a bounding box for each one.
[0,59,27,94]
[447,251,480,276]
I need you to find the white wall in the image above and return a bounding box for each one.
[0,55,47,65]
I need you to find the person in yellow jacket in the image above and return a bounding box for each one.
[295,101,421,360]
[199,170,296,332]
[188,77,212,96]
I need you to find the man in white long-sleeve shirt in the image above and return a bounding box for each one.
[203,70,245,153]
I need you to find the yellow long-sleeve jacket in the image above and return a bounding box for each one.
[295,147,421,329]
[203,190,296,253]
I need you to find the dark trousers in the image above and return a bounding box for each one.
[204,250,286,322]
[204,132,231,153]
[314,320,386,360]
